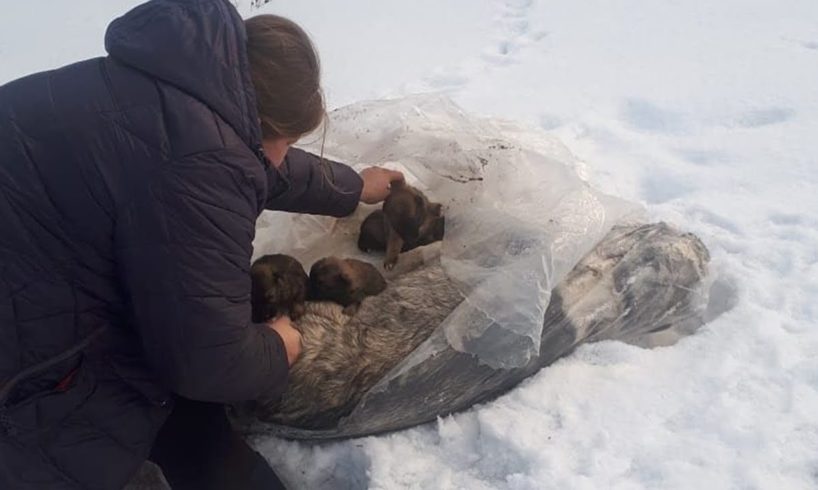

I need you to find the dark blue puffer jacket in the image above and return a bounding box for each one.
[0,1,362,488]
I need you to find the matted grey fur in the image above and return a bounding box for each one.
[234,222,711,440]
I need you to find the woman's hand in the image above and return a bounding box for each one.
[267,315,302,367]
[359,167,405,204]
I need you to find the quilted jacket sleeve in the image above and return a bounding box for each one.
[266,147,363,217]
[116,148,289,403]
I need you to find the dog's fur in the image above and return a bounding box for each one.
[358,182,445,270]
[250,254,310,322]
[308,257,388,315]
[249,244,463,428]
[240,224,711,433]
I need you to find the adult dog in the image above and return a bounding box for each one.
[237,222,710,439]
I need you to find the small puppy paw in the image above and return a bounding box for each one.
[383,258,397,271]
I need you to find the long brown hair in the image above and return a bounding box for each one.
[245,15,325,139]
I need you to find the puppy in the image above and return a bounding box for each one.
[358,210,444,253]
[308,257,387,315]
[358,182,445,270]
[250,254,309,322]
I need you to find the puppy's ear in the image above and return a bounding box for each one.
[429,202,443,217]
[250,260,271,284]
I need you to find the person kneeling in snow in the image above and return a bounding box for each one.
[0,1,402,489]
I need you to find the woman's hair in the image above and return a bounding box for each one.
[245,15,325,139]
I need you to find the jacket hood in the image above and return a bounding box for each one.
[105,0,262,149]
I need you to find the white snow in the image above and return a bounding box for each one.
[3,0,818,489]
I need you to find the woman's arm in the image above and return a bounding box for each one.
[265,147,405,215]
[265,147,363,217]
[117,149,291,403]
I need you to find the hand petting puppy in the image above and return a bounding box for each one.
[359,167,405,204]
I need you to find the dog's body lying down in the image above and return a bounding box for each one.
[246,244,462,428]
[239,223,711,433]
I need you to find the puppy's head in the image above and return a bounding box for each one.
[383,182,434,243]
[309,257,387,306]
[251,254,309,322]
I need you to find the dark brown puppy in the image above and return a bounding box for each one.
[358,182,445,270]
[358,210,445,252]
[309,257,387,315]
[250,254,309,322]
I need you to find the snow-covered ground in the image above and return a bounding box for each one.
[3,1,818,488]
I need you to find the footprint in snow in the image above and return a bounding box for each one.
[640,172,696,204]
[676,148,732,167]
[620,98,686,134]
[730,107,795,128]
[800,40,818,51]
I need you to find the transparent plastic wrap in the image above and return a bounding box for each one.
[239,96,711,440]
[254,95,643,367]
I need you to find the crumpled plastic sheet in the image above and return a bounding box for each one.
[253,94,643,370]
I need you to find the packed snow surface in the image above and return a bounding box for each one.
[2,0,817,488]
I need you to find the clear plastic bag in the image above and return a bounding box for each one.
[253,95,643,369]
[241,96,713,440]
